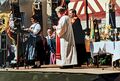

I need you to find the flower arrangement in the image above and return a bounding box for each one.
[99,25,112,40]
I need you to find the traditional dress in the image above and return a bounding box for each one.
[25,23,41,61]
[56,15,77,66]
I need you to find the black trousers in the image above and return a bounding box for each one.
[76,43,87,66]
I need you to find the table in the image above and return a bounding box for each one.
[92,41,120,62]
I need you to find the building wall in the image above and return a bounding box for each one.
[41,0,47,36]
[19,0,33,28]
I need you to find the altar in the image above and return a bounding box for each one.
[92,41,120,62]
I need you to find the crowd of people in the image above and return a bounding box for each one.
[7,6,91,69]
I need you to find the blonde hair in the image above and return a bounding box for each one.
[55,6,66,13]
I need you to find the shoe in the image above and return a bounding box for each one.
[32,65,41,68]
[32,65,37,68]
[74,65,81,67]
[60,65,73,69]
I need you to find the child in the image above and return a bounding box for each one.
[46,28,56,64]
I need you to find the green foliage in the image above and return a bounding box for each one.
[98,55,111,65]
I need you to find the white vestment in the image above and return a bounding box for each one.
[56,15,77,66]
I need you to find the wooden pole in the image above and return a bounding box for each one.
[85,0,89,31]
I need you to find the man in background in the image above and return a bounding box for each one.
[53,6,77,68]
[69,9,86,67]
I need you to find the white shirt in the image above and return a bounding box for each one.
[30,23,41,36]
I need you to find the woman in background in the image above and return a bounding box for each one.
[24,15,41,68]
